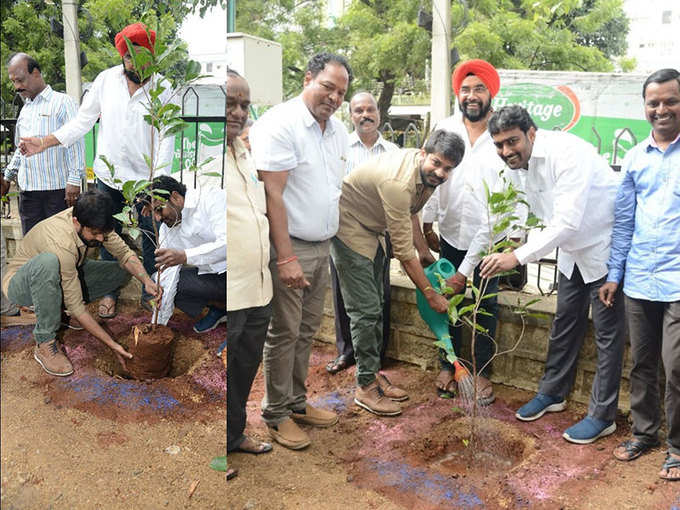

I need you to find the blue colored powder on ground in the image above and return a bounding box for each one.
[62,375,180,412]
[310,391,347,413]
[366,458,483,508]
[0,326,33,350]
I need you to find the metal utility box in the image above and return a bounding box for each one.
[227,33,283,106]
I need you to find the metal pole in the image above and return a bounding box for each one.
[430,0,451,127]
[62,0,82,103]
[227,0,236,33]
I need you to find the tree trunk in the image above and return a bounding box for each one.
[377,73,395,130]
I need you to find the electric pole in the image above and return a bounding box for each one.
[62,0,82,103]
[430,0,451,127]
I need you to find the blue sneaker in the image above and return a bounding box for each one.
[193,306,227,333]
[515,393,566,421]
[563,416,616,444]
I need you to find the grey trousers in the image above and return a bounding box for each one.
[7,254,130,343]
[625,297,680,455]
[330,237,385,387]
[538,265,625,422]
[261,238,330,426]
[227,303,272,451]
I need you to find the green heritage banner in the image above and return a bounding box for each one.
[493,74,650,166]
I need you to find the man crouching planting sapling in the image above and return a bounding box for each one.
[1,190,162,376]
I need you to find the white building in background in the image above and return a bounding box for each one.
[624,0,680,73]
[180,7,227,84]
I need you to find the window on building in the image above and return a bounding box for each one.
[662,10,672,24]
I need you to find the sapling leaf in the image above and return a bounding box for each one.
[202,172,222,177]
[128,227,140,240]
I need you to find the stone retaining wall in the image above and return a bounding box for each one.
[316,271,634,412]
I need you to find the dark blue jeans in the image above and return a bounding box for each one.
[96,179,157,299]
[439,237,498,378]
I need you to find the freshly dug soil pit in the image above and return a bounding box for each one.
[124,324,174,379]
[95,329,207,380]
[424,416,535,475]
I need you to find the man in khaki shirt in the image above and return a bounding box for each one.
[332,129,465,416]
[2,190,162,377]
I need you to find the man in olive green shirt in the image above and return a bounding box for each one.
[332,129,465,416]
[2,190,162,377]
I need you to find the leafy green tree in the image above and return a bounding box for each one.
[230,0,630,122]
[452,0,630,72]
[338,0,430,126]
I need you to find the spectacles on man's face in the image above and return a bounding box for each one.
[460,85,488,95]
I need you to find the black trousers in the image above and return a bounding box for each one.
[227,303,272,451]
[439,237,499,378]
[18,189,68,235]
[175,268,226,318]
[330,235,391,362]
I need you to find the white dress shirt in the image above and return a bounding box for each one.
[422,115,505,250]
[460,129,622,283]
[346,131,399,174]
[158,187,226,275]
[250,95,349,242]
[53,65,175,188]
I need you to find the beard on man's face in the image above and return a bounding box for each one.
[124,68,142,84]
[77,228,102,248]
[459,98,491,122]
[121,58,142,84]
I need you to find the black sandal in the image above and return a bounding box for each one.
[613,438,660,461]
[325,354,354,374]
[660,452,680,481]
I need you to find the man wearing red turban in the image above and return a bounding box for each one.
[19,22,175,319]
[422,59,504,405]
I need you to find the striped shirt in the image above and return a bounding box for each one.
[346,131,399,174]
[4,86,85,191]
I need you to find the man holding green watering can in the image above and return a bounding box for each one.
[332,130,465,416]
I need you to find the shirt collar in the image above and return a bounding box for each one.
[26,85,53,104]
[183,188,200,210]
[296,95,336,135]
[529,129,547,160]
[348,130,388,150]
[646,129,680,151]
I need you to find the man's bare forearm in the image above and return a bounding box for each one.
[265,190,294,261]
[123,255,153,285]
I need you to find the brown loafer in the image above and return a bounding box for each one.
[291,404,338,427]
[268,418,311,450]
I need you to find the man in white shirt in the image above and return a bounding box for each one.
[19,22,175,319]
[422,59,505,404]
[250,52,351,450]
[472,105,625,444]
[147,176,225,333]
[326,91,399,375]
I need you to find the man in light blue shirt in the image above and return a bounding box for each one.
[2,53,84,235]
[600,68,680,482]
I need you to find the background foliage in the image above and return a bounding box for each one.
[234,0,631,123]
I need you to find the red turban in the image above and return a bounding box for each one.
[114,23,156,58]
[451,59,500,98]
